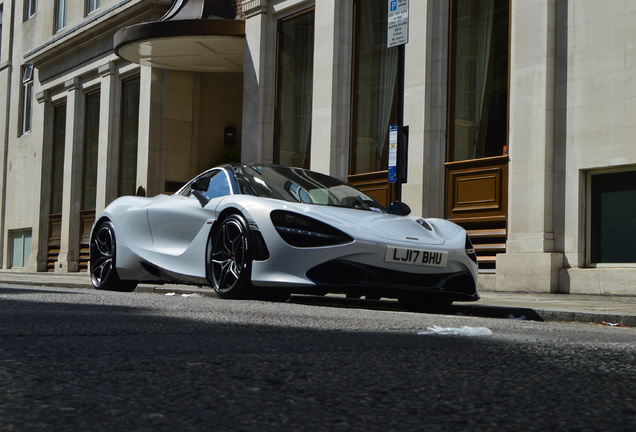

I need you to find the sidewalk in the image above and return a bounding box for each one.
[1,271,635,327]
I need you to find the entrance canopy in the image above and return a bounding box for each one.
[114,0,245,72]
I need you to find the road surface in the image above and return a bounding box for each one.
[0,284,634,431]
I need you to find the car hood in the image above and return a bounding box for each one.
[302,205,446,245]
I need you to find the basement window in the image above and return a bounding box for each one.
[589,169,636,265]
[10,229,32,268]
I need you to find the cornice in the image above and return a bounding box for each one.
[242,0,269,18]
[24,0,171,68]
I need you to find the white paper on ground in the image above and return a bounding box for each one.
[418,325,493,336]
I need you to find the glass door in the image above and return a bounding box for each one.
[348,0,398,207]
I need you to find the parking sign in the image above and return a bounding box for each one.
[387,0,409,47]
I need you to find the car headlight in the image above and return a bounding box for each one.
[271,210,353,247]
[465,235,478,265]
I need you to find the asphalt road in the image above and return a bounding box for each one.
[0,284,634,431]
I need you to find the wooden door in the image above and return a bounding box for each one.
[348,171,393,208]
[445,155,508,272]
[79,210,95,272]
[47,215,62,272]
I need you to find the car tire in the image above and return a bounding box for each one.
[90,220,138,292]
[208,214,253,299]
[398,296,453,313]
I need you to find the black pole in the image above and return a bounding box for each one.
[395,43,406,203]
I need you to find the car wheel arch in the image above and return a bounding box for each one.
[89,218,138,292]
[90,216,114,251]
[210,207,244,235]
[206,211,254,299]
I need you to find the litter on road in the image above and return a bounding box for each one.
[418,325,493,336]
[601,321,626,327]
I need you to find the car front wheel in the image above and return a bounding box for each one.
[90,220,137,292]
[208,214,253,299]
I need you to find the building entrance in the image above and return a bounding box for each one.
[447,0,510,271]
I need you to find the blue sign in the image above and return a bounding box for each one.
[388,125,398,184]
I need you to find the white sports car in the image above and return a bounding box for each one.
[90,164,479,309]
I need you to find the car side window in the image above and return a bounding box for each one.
[204,171,231,200]
[181,170,231,201]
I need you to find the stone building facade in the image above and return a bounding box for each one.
[1,0,636,296]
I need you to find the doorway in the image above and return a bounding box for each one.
[447,0,510,272]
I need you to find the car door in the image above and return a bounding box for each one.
[146,169,232,278]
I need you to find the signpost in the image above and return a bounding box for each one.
[387,0,409,202]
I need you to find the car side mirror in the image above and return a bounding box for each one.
[191,178,211,207]
[388,201,411,216]
[192,177,209,192]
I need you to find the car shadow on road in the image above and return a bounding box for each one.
[288,294,544,322]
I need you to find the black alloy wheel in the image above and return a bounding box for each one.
[209,214,253,299]
[90,220,137,292]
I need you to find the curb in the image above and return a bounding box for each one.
[1,274,634,327]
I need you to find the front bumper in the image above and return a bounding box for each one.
[305,259,479,301]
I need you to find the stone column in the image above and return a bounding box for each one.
[401,0,448,218]
[136,66,166,197]
[95,61,120,214]
[496,0,563,292]
[309,0,352,178]
[56,78,83,273]
[241,0,274,164]
[28,89,49,272]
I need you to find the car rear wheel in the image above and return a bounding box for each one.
[209,214,253,299]
[90,220,137,292]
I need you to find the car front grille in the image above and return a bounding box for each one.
[306,260,477,298]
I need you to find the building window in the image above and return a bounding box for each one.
[51,103,66,214]
[350,0,397,175]
[24,0,36,20]
[589,170,636,264]
[448,0,509,162]
[119,76,140,197]
[273,9,315,169]
[10,229,32,268]
[20,65,34,135]
[82,91,100,210]
[85,0,100,16]
[54,0,67,33]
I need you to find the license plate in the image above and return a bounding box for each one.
[385,247,448,267]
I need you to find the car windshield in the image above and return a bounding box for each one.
[232,165,387,213]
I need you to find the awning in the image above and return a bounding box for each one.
[114,0,245,73]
